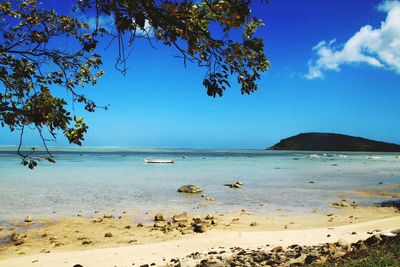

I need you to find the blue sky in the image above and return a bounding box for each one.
[1,0,400,148]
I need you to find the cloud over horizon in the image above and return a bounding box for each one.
[306,0,400,79]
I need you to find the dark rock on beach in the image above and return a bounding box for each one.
[173,213,188,222]
[104,232,113,238]
[224,181,243,188]
[178,185,203,194]
[154,213,165,221]
[170,231,400,267]
[10,232,26,246]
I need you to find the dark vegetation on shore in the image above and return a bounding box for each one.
[313,235,400,267]
[269,133,400,152]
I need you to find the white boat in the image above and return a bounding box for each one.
[144,158,174,164]
[366,156,382,160]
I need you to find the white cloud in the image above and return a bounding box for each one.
[306,0,400,79]
[86,15,115,32]
[78,14,153,37]
[75,11,115,33]
[132,19,154,38]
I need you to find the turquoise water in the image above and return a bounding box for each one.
[0,147,399,222]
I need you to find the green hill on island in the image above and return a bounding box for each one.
[269,133,400,152]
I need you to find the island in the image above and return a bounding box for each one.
[269,132,400,152]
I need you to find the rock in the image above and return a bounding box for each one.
[173,213,188,222]
[177,222,187,228]
[49,237,59,244]
[10,232,26,245]
[14,239,25,246]
[381,232,396,241]
[178,185,203,194]
[315,256,327,264]
[288,253,307,266]
[330,201,349,208]
[365,233,382,246]
[137,222,144,227]
[104,232,112,238]
[391,229,400,235]
[153,222,165,228]
[205,214,214,220]
[92,217,103,223]
[194,223,208,233]
[103,214,113,219]
[180,228,194,235]
[271,246,283,253]
[24,216,33,223]
[250,222,257,227]
[77,212,83,217]
[163,224,173,233]
[224,181,243,188]
[356,241,367,251]
[340,202,349,207]
[336,238,350,247]
[330,202,341,207]
[191,217,203,225]
[331,248,346,258]
[327,243,337,254]
[304,252,320,264]
[154,213,164,221]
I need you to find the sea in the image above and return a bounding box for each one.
[0,146,399,223]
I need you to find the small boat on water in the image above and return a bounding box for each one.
[144,158,174,164]
[366,156,382,160]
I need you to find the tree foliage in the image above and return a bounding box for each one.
[0,0,270,168]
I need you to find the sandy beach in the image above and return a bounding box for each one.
[1,151,399,266]
[1,205,399,266]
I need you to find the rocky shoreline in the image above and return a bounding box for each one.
[165,230,400,267]
[1,213,399,267]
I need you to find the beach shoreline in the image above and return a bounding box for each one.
[1,205,399,266]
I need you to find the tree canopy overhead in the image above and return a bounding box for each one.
[0,0,270,168]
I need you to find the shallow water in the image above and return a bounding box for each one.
[0,147,399,222]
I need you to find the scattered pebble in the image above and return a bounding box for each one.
[103,214,113,219]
